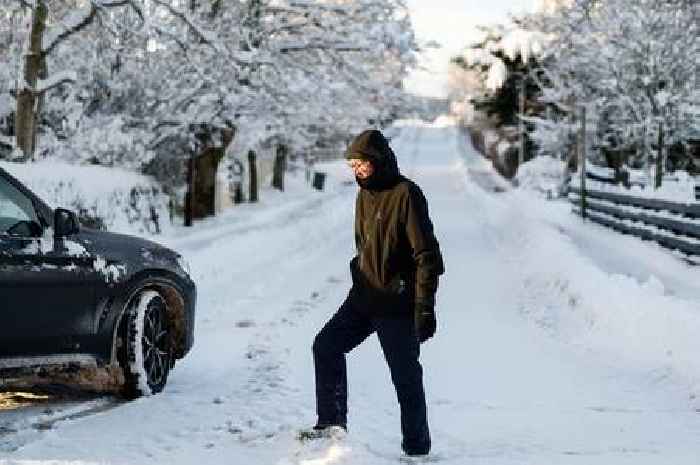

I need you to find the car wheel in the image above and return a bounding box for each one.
[122,289,172,397]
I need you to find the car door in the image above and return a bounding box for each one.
[0,174,98,358]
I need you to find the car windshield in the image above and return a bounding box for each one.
[0,175,39,234]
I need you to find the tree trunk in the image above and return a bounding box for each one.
[16,1,47,161]
[248,150,258,203]
[191,128,234,219]
[272,144,287,191]
[193,147,225,218]
[578,106,587,219]
[518,76,526,168]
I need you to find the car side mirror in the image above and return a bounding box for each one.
[54,208,80,238]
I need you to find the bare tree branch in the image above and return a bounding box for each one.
[150,0,219,52]
[41,5,97,58]
[41,0,143,58]
[277,41,368,53]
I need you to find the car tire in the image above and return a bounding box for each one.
[121,289,172,398]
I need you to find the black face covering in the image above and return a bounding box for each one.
[356,175,372,190]
[355,159,401,191]
[356,169,383,190]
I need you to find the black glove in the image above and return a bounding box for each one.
[415,302,436,343]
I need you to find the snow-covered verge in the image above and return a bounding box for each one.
[2,122,700,465]
[508,160,700,395]
[507,188,700,398]
[455,130,700,405]
[513,158,700,389]
[0,160,170,236]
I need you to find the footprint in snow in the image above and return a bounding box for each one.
[245,346,268,360]
[290,300,314,316]
[280,317,297,326]
[235,319,256,328]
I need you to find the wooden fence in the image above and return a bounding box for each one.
[568,183,700,259]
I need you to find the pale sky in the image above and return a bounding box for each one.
[404,0,536,98]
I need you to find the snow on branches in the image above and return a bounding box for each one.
[526,0,699,169]
[449,0,697,177]
[0,0,418,173]
[461,24,551,92]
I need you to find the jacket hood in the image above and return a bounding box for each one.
[345,129,400,191]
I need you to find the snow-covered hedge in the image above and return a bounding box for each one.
[514,155,567,198]
[0,160,171,236]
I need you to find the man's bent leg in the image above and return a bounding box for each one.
[375,316,431,455]
[313,291,372,428]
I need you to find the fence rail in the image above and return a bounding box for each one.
[568,185,700,259]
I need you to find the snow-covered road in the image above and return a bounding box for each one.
[3,120,700,464]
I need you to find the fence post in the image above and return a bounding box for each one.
[642,124,651,188]
[518,76,526,169]
[655,121,664,189]
[579,105,587,219]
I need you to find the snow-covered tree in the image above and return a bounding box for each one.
[1,0,418,199]
[455,22,549,126]
[3,0,151,161]
[525,0,699,173]
[449,0,698,179]
[448,20,551,177]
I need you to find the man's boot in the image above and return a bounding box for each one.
[297,425,347,442]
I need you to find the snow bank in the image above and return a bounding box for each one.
[515,189,700,405]
[0,160,171,236]
[514,155,566,198]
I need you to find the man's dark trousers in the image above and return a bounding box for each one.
[312,289,431,454]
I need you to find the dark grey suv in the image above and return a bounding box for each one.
[0,166,196,396]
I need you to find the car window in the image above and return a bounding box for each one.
[0,175,39,234]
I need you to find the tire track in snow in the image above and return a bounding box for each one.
[166,190,347,253]
[0,393,122,453]
[110,180,358,460]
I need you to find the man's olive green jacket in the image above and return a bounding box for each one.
[347,129,444,316]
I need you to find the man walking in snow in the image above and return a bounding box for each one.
[305,129,444,457]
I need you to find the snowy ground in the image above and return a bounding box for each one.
[2,120,700,464]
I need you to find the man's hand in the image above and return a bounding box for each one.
[415,302,436,343]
